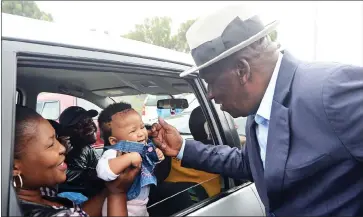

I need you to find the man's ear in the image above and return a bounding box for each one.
[108,137,118,145]
[236,58,251,85]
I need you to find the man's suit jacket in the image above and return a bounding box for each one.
[181,52,363,216]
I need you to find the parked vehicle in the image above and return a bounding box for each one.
[2,13,264,217]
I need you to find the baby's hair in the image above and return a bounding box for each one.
[98,102,133,146]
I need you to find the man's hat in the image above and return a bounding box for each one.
[180,3,279,77]
[59,106,98,127]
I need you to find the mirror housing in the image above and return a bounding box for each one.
[157,98,189,109]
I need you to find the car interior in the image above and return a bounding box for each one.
[2,31,265,215]
[13,54,264,215]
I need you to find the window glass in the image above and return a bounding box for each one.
[234,117,247,136]
[76,97,102,119]
[233,117,247,147]
[111,93,221,216]
[144,95,171,106]
[37,92,104,148]
[40,101,60,120]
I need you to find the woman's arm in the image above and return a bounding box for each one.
[81,189,108,217]
[107,193,128,217]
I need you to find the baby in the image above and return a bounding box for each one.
[96,102,164,216]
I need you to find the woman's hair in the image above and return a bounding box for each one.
[98,102,132,146]
[14,105,43,159]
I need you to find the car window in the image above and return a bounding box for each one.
[234,117,247,136]
[111,93,222,216]
[36,92,104,148]
[40,101,60,120]
[144,95,171,106]
[76,97,102,119]
[36,99,60,120]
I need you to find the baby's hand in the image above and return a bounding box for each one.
[128,152,142,168]
[155,148,165,162]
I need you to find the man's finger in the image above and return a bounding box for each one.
[158,117,171,130]
[151,123,161,132]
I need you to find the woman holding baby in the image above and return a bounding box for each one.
[13,105,140,217]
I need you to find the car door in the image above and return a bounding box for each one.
[173,77,266,216]
[2,47,23,216]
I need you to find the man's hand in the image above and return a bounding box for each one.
[149,117,183,157]
[105,166,140,194]
[155,148,165,161]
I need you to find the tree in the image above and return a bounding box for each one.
[123,17,176,50]
[172,19,196,53]
[2,1,53,21]
[123,17,196,53]
[269,30,278,42]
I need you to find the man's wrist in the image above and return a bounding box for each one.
[176,138,186,160]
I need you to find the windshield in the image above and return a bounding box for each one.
[164,94,199,134]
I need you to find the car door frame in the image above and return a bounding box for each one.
[2,50,20,216]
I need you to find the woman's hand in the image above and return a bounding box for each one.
[155,148,165,162]
[128,152,142,168]
[105,165,140,194]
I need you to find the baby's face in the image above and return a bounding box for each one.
[109,110,148,145]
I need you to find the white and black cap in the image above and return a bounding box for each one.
[180,3,279,77]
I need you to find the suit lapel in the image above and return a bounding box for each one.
[246,116,270,210]
[264,102,290,210]
[263,51,298,210]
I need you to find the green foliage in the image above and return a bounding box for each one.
[269,30,278,42]
[2,1,53,21]
[123,16,196,53]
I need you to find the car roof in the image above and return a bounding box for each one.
[2,13,195,66]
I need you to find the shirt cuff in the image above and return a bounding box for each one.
[176,138,186,160]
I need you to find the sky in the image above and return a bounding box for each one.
[35,1,285,35]
[34,1,363,66]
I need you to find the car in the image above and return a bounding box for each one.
[2,13,265,217]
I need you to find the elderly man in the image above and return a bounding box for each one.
[150,3,363,216]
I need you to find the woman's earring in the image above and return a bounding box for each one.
[13,174,23,188]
